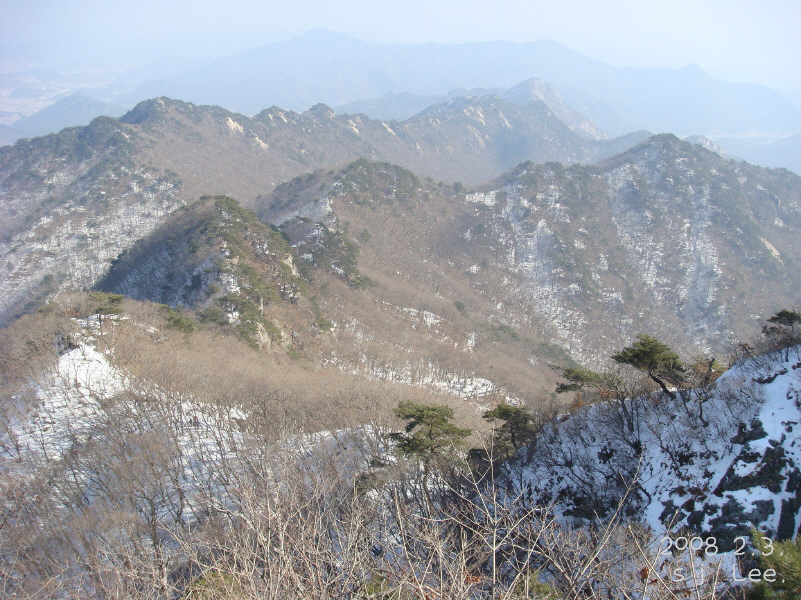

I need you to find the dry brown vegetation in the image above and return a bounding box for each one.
[0,295,753,600]
[261,168,568,407]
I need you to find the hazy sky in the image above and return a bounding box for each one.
[2,0,800,90]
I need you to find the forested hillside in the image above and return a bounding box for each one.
[1,294,799,599]
[258,142,801,368]
[0,95,647,324]
[1,88,800,599]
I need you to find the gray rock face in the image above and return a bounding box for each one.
[0,118,182,323]
[511,349,801,545]
[467,134,801,363]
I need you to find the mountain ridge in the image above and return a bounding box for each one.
[115,30,801,139]
[257,136,801,367]
[1,96,799,373]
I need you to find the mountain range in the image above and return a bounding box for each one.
[2,39,801,595]
[5,30,801,177]
[0,91,647,322]
[254,138,800,366]
[2,95,799,389]
[115,30,801,140]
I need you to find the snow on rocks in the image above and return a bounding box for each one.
[465,191,497,207]
[512,346,801,547]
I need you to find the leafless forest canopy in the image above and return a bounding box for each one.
[1,292,799,599]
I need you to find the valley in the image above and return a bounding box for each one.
[1,65,801,597]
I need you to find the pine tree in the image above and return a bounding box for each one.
[762,309,801,360]
[612,334,684,400]
[482,403,536,458]
[749,530,801,599]
[391,401,470,461]
[391,401,471,507]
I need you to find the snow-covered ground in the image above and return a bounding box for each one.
[0,316,386,528]
[3,340,119,462]
[0,318,249,523]
[515,346,801,546]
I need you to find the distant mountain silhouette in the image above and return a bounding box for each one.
[118,30,801,138]
[715,133,801,176]
[1,92,128,144]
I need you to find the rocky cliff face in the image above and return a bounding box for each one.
[265,138,801,371]
[0,118,183,322]
[511,346,801,545]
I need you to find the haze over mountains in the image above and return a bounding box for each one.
[3,30,800,177]
[4,14,801,596]
[112,31,799,138]
[0,92,127,146]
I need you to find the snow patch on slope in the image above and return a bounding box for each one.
[514,347,801,544]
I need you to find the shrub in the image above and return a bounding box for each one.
[748,530,801,599]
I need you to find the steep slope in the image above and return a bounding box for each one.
[262,140,801,367]
[501,78,607,140]
[96,196,312,352]
[471,135,801,363]
[513,345,801,546]
[0,117,183,322]
[257,160,569,399]
[0,95,647,323]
